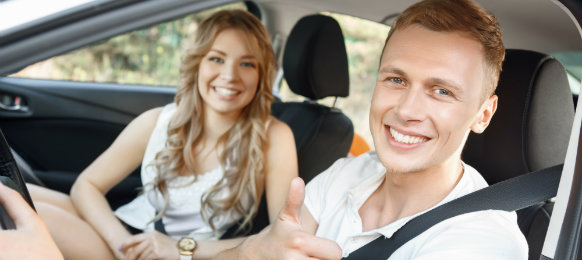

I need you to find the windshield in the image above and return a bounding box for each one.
[0,0,96,33]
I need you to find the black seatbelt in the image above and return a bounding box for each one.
[154,213,167,234]
[342,164,563,260]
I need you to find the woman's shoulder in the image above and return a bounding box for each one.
[127,107,162,127]
[135,103,176,126]
[266,116,293,139]
[126,107,163,132]
[127,105,175,140]
[140,106,163,120]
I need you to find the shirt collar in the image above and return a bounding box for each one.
[350,161,474,238]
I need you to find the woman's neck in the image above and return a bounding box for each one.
[202,107,241,142]
[187,107,240,175]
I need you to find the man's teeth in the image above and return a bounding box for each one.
[389,127,428,144]
[215,87,238,96]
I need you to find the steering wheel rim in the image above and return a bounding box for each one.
[0,128,35,229]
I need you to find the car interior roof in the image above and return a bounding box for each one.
[257,0,582,55]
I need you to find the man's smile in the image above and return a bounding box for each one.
[388,126,430,144]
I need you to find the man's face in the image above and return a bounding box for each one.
[370,24,497,174]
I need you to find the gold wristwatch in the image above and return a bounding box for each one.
[177,237,197,260]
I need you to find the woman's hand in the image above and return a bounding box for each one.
[120,231,179,260]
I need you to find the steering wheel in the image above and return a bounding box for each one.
[0,128,35,230]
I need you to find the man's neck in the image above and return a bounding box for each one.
[359,159,464,232]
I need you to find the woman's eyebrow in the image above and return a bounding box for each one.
[207,49,225,55]
[208,49,257,60]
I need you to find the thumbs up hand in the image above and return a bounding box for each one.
[278,177,305,225]
[231,177,342,260]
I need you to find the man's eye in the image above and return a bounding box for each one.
[389,77,404,85]
[434,88,450,96]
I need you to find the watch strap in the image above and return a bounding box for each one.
[179,254,192,260]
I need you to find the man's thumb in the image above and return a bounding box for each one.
[279,177,305,224]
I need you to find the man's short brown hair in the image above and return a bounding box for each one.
[383,0,504,98]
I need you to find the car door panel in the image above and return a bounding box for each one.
[0,77,175,209]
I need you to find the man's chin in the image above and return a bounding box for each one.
[378,157,427,175]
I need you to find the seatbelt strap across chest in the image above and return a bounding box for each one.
[342,164,563,260]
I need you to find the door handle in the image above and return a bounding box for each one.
[0,94,28,112]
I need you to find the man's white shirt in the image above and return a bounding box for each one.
[304,151,528,259]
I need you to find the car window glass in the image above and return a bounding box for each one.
[0,0,96,33]
[552,51,582,95]
[8,2,246,87]
[278,12,390,149]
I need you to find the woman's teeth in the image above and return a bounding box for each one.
[214,87,238,97]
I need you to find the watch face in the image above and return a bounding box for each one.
[179,238,196,251]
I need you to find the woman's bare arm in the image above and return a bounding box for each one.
[70,108,161,256]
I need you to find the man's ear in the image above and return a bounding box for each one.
[471,95,498,134]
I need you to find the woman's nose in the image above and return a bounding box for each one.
[219,62,238,81]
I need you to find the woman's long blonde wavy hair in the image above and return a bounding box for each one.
[152,9,276,234]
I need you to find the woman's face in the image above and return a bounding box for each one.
[197,28,260,118]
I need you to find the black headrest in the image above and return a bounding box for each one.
[283,14,349,100]
[463,49,575,185]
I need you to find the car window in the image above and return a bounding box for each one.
[0,0,97,33]
[278,12,390,149]
[8,2,246,87]
[552,51,582,95]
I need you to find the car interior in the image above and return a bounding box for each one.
[0,127,35,230]
[462,49,575,260]
[0,0,581,258]
[272,13,354,184]
[223,13,354,237]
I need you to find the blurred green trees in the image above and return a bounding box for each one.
[14,3,244,86]
[280,13,389,147]
[13,6,388,148]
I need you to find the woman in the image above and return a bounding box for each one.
[28,10,297,259]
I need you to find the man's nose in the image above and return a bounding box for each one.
[395,86,426,122]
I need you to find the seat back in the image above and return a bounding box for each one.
[462,49,575,260]
[273,14,354,183]
[221,14,354,238]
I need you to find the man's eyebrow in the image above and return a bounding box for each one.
[208,49,257,59]
[428,77,463,93]
[380,66,464,93]
[378,67,408,77]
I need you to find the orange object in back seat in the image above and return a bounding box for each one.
[349,133,371,157]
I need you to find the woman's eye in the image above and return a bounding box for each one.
[209,57,223,63]
[241,62,257,68]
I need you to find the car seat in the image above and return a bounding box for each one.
[462,49,575,260]
[221,14,354,238]
[272,14,354,184]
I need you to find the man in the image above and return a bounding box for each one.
[217,0,528,259]
[0,182,63,260]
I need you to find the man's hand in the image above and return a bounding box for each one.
[229,177,342,259]
[0,182,63,260]
[120,231,179,260]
